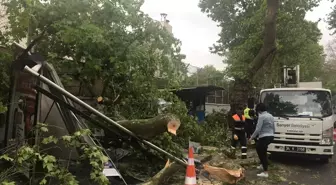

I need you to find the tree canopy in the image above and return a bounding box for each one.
[0,1,207,183]
[183,65,227,87]
[199,0,324,87]
[321,40,336,93]
[2,0,188,119]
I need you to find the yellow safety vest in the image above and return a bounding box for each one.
[244,108,251,119]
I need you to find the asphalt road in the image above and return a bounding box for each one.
[245,148,336,185]
[276,152,336,185]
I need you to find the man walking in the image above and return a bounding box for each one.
[244,104,256,141]
[249,103,275,178]
[231,107,248,159]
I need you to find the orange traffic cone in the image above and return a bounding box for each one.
[185,147,197,185]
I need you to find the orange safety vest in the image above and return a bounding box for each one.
[232,114,245,130]
[232,114,245,122]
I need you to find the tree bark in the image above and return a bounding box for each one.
[141,160,183,185]
[230,0,279,113]
[115,113,181,140]
[248,0,279,77]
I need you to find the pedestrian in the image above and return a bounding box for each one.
[249,103,275,178]
[231,106,248,159]
[244,104,255,141]
[250,107,258,145]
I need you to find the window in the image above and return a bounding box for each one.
[260,90,332,118]
[206,90,228,104]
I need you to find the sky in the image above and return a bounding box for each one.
[141,0,335,71]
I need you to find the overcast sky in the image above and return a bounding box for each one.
[141,0,335,70]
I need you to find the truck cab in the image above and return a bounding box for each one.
[259,65,334,163]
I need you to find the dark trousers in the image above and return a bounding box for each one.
[256,136,274,171]
[231,130,247,159]
[245,119,254,139]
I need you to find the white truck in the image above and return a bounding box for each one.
[259,65,334,163]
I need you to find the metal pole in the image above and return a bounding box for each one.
[23,66,187,166]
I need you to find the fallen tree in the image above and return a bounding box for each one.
[141,159,183,185]
[116,114,181,140]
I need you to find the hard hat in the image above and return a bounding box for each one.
[234,134,238,140]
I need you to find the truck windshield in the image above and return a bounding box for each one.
[260,90,332,118]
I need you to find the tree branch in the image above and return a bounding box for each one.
[17,24,51,59]
[101,31,150,97]
[248,0,279,78]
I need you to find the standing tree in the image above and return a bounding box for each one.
[183,65,226,87]
[325,1,336,94]
[320,40,336,93]
[199,0,324,112]
[199,0,279,112]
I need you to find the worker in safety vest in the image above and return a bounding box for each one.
[244,104,256,140]
[231,106,248,159]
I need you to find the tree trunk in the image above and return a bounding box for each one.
[141,160,183,185]
[111,114,180,140]
[229,0,279,113]
[230,79,253,111]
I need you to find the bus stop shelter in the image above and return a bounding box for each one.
[172,85,224,122]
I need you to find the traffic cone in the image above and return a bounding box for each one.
[185,147,197,185]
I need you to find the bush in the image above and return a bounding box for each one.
[199,109,230,147]
[0,124,110,185]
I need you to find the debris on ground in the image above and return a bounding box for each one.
[202,164,245,184]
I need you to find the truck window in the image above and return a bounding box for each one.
[260,90,332,118]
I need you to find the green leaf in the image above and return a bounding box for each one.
[199,0,323,89]
[39,179,47,185]
[42,136,58,144]
[1,181,16,185]
[62,135,72,142]
[40,127,49,133]
[74,131,81,137]
[0,154,14,162]
[80,129,91,136]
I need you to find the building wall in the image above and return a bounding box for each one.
[160,20,172,34]
[205,103,230,115]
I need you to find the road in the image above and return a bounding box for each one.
[245,148,336,185]
[276,153,336,185]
